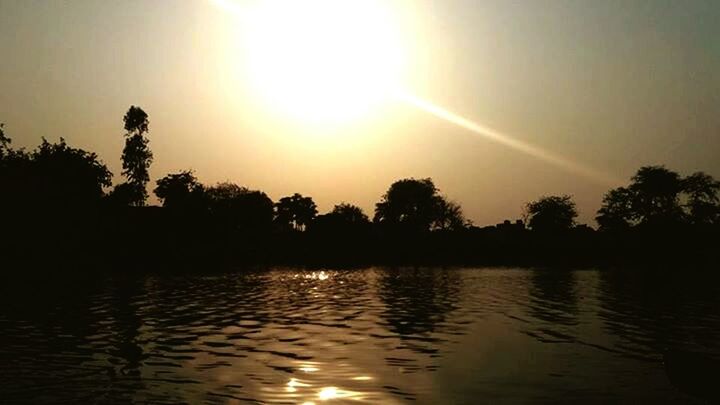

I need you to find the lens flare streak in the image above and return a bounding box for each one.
[396,92,621,185]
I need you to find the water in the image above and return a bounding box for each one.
[1,267,718,404]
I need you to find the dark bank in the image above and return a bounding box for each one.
[1,110,718,271]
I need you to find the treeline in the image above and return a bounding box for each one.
[0,108,718,270]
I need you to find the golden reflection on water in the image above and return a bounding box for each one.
[299,363,320,373]
[281,362,369,403]
[293,270,330,281]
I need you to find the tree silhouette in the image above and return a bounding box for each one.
[682,172,720,225]
[154,170,205,211]
[374,178,465,232]
[0,123,10,158]
[119,106,153,206]
[434,198,468,230]
[628,166,683,226]
[274,193,317,231]
[329,203,370,224]
[206,182,275,232]
[30,138,112,207]
[524,195,577,233]
[596,187,634,231]
[310,203,370,235]
[596,166,697,230]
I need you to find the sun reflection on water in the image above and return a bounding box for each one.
[277,361,376,403]
[299,364,320,373]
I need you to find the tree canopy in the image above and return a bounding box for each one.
[154,171,205,211]
[275,193,318,231]
[596,166,720,230]
[524,195,577,233]
[1,137,111,213]
[374,178,466,232]
[206,183,275,232]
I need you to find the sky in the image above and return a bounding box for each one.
[1,0,719,226]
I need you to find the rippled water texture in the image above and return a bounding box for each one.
[1,268,719,404]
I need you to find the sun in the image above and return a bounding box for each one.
[229,0,408,125]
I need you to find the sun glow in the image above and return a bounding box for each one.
[224,0,408,125]
[212,0,619,184]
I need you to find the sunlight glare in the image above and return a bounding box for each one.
[230,0,408,125]
[318,386,338,400]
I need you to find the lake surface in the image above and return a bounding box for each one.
[1,267,718,404]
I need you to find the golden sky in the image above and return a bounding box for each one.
[1,0,718,225]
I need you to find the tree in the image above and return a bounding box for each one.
[311,203,370,234]
[374,178,466,232]
[434,199,468,230]
[682,172,720,225]
[628,165,683,225]
[524,195,578,233]
[596,166,692,230]
[275,193,318,231]
[1,137,111,217]
[330,203,369,223]
[206,183,274,232]
[596,187,634,231]
[0,123,10,158]
[154,171,205,211]
[31,138,113,207]
[119,106,153,206]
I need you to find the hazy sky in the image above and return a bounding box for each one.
[1,0,719,225]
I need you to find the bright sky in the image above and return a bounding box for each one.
[1,0,719,225]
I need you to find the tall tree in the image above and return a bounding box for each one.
[120,106,153,206]
[524,195,578,233]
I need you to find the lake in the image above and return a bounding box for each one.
[1,267,718,404]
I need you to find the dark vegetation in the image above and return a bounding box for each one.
[1,109,718,271]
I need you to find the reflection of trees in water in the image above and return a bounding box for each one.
[527,269,578,326]
[144,273,272,331]
[107,277,147,377]
[598,271,720,358]
[0,277,146,402]
[377,267,462,337]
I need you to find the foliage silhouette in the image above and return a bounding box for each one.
[206,182,275,233]
[154,170,206,211]
[682,172,720,225]
[596,166,720,230]
[596,187,634,231]
[311,203,370,235]
[628,165,684,226]
[0,135,113,262]
[0,123,10,158]
[374,178,465,232]
[0,117,718,268]
[0,137,111,212]
[120,106,153,206]
[275,193,318,231]
[524,195,577,233]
